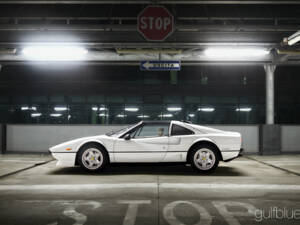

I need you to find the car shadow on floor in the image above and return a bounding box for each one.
[49,163,245,176]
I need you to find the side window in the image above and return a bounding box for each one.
[171,124,194,136]
[125,126,141,138]
[134,124,169,139]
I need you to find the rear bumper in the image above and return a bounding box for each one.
[238,148,244,156]
[223,148,243,162]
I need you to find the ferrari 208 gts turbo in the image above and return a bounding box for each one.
[49,120,243,173]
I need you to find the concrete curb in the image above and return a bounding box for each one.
[0,159,54,179]
[245,156,300,176]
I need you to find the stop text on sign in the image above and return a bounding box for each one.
[139,17,172,31]
[137,5,174,41]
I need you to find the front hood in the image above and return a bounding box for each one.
[49,135,106,152]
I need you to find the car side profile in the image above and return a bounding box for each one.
[49,120,243,173]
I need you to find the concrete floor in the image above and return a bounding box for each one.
[0,154,300,225]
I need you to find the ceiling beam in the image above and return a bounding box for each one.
[0,24,298,32]
[0,0,300,4]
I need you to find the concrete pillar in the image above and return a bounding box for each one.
[0,124,6,154]
[261,65,280,155]
[264,64,276,124]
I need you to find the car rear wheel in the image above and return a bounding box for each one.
[78,144,108,172]
[189,145,219,173]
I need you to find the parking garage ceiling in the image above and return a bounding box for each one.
[0,0,299,65]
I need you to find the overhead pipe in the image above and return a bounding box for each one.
[116,49,182,54]
[0,1,300,4]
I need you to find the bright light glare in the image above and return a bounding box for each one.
[159,114,173,118]
[50,113,62,117]
[236,107,252,112]
[204,48,269,58]
[22,45,88,61]
[31,113,42,117]
[21,106,36,111]
[54,106,67,111]
[167,107,182,112]
[125,107,139,112]
[137,115,149,118]
[198,107,215,112]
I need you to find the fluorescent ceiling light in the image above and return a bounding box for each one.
[21,106,36,111]
[204,48,269,58]
[188,114,195,117]
[50,113,62,117]
[54,106,67,111]
[137,115,150,118]
[198,107,215,112]
[236,107,252,112]
[167,107,182,112]
[287,30,300,46]
[22,45,88,61]
[159,114,173,118]
[31,113,42,117]
[125,107,139,112]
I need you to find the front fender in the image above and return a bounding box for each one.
[75,139,107,152]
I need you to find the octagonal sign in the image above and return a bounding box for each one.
[137,5,174,41]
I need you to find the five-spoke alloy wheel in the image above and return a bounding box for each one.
[78,144,108,172]
[189,144,219,173]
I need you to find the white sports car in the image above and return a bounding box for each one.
[49,120,243,172]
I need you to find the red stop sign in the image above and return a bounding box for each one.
[137,5,174,41]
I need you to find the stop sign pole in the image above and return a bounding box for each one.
[137,5,174,41]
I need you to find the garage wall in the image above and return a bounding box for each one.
[281,126,300,152]
[6,125,126,152]
[6,124,259,153]
[208,125,259,153]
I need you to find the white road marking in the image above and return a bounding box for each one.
[119,200,151,225]
[0,159,45,163]
[160,183,300,190]
[213,201,257,225]
[1,183,300,190]
[163,200,212,225]
[24,200,101,225]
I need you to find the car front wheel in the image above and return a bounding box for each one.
[189,145,219,173]
[78,144,108,172]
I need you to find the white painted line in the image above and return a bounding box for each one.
[0,183,157,190]
[160,183,300,190]
[0,160,45,163]
[1,183,300,191]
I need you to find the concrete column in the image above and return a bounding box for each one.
[0,124,6,154]
[264,64,276,124]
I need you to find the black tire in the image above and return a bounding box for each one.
[77,143,109,172]
[188,144,220,173]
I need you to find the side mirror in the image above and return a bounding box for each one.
[124,134,131,140]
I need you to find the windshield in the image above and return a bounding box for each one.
[105,122,139,137]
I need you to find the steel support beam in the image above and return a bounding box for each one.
[0,1,300,4]
[264,64,276,124]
